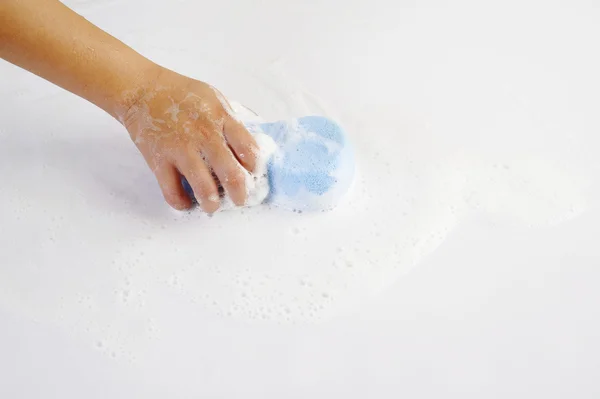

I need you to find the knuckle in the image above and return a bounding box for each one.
[180,149,200,167]
[211,101,227,116]
[194,126,216,143]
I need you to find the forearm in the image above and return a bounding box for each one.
[1,0,259,211]
[0,0,158,119]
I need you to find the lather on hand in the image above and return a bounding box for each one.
[0,0,257,212]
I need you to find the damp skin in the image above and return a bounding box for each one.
[0,0,259,212]
[117,71,261,212]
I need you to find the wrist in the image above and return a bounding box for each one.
[107,59,164,123]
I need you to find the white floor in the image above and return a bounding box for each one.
[1,0,599,397]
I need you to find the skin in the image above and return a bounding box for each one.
[0,0,258,212]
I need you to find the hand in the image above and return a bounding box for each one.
[1,0,258,213]
[119,67,258,212]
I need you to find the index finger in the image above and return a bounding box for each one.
[201,127,249,207]
[223,117,258,173]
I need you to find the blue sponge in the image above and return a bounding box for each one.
[182,116,355,212]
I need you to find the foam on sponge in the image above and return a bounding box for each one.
[182,116,355,212]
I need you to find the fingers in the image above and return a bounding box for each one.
[223,117,258,173]
[200,128,248,207]
[135,82,259,211]
[174,150,220,213]
[154,163,194,211]
[210,85,234,114]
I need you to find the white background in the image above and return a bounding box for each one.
[1,0,599,397]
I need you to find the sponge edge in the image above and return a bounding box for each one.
[181,116,355,212]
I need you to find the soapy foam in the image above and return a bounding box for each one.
[0,81,587,337]
[217,128,276,210]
